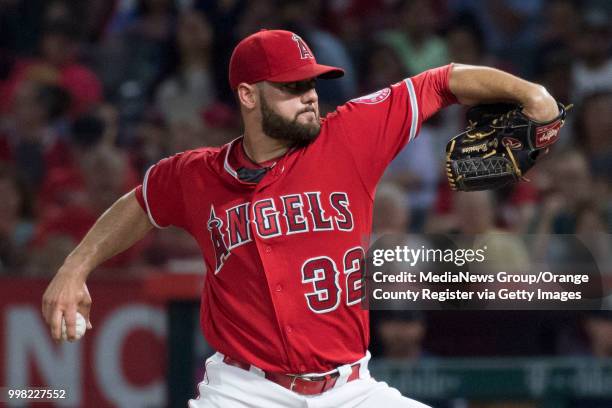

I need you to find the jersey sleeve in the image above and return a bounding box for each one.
[334,64,457,195]
[134,153,188,229]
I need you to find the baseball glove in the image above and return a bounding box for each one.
[445,102,570,191]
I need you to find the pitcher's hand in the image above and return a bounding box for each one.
[42,271,93,342]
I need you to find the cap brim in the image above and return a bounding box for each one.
[267,63,344,83]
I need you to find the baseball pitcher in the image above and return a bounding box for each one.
[42,29,565,407]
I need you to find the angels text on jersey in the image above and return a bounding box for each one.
[207,191,354,274]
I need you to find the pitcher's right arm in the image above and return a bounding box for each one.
[41,190,153,341]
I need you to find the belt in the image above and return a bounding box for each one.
[222,355,361,395]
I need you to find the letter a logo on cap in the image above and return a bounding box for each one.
[292,34,313,59]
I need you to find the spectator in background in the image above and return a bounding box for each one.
[37,111,138,215]
[0,19,102,117]
[0,82,71,190]
[575,201,612,268]
[324,0,389,41]
[79,146,138,221]
[359,40,406,93]
[234,0,278,43]
[536,0,580,57]
[154,11,216,125]
[95,0,177,122]
[167,117,208,154]
[44,1,86,26]
[453,191,504,235]
[445,13,491,67]
[71,0,117,43]
[200,102,240,147]
[384,126,441,233]
[131,113,171,173]
[28,146,145,276]
[95,102,121,148]
[534,149,594,235]
[120,0,178,49]
[0,164,33,274]
[448,0,542,76]
[372,182,410,236]
[584,311,612,358]
[576,91,612,189]
[570,9,612,102]
[0,0,91,63]
[371,310,427,360]
[377,0,448,76]
[194,0,247,105]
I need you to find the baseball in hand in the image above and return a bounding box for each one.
[61,312,87,341]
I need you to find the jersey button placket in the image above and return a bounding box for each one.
[248,185,295,368]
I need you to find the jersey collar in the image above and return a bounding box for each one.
[222,136,296,188]
[223,137,243,181]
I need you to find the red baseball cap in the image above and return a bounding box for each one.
[229,29,344,89]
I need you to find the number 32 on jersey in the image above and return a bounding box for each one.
[301,247,365,313]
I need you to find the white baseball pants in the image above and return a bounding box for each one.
[188,352,431,408]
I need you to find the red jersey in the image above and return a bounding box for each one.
[135,65,457,373]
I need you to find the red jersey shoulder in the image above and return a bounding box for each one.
[138,146,225,229]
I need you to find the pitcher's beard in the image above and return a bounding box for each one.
[260,95,321,148]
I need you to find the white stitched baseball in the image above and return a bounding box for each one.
[61,312,87,341]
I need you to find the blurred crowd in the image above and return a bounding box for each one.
[1,2,611,405]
